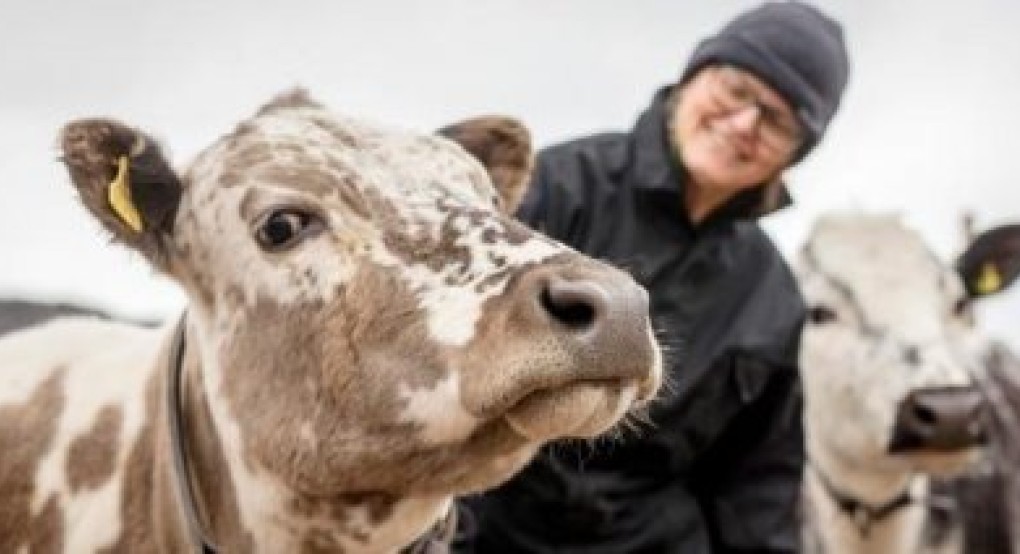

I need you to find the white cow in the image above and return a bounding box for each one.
[0,91,662,553]
[796,214,1020,553]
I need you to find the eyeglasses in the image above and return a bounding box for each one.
[709,66,804,152]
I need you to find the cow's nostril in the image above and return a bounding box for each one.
[541,283,598,330]
[912,403,937,427]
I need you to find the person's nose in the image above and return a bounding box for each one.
[729,104,761,136]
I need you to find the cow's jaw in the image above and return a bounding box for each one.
[169,323,460,553]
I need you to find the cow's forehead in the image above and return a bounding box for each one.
[809,216,941,285]
[176,103,563,346]
[805,216,965,336]
[188,105,500,214]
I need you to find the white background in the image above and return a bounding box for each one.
[1,0,1017,348]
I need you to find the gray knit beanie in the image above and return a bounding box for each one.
[680,1,850,162]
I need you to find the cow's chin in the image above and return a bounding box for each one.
[503,381,636,442]
[390,383,639,496]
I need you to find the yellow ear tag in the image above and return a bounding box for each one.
[975,262,1002,295]
[108,155,144,233]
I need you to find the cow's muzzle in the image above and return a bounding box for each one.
[888,386,988,452]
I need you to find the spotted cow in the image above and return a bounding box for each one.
[0,91,662,553]
[796,214,1020,553]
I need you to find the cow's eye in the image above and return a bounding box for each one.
[255,209,322,251]
[808,304,838,325]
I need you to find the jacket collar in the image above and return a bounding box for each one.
[630,85,793,222]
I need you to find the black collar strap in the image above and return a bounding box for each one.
[810,461,915,537]
[166,313,217,554]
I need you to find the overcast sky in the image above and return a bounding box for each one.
[1,0,1018,348]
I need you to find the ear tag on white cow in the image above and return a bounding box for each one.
[108,155,144,233]
[975,262,1002,295]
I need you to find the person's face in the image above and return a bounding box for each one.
[672,65,803,191]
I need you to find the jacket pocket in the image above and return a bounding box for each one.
[664,351,772,470]
[731,352,770,403]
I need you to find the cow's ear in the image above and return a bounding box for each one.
[60,118,182,270]
[438,116,533,214]
[955,224,1020,299]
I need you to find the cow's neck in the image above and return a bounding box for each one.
[805,444,928,554]
[157,317,451,553]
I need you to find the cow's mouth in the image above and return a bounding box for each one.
[503,380,637,442]
[886,448,984,478]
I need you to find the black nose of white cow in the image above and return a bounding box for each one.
[889,386,988,452]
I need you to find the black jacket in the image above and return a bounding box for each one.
[454,87,807,554]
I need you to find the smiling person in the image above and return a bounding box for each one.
[455,2,850,553]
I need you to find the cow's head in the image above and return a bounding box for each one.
[797,214,1020,477]
[57,90,662,508]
